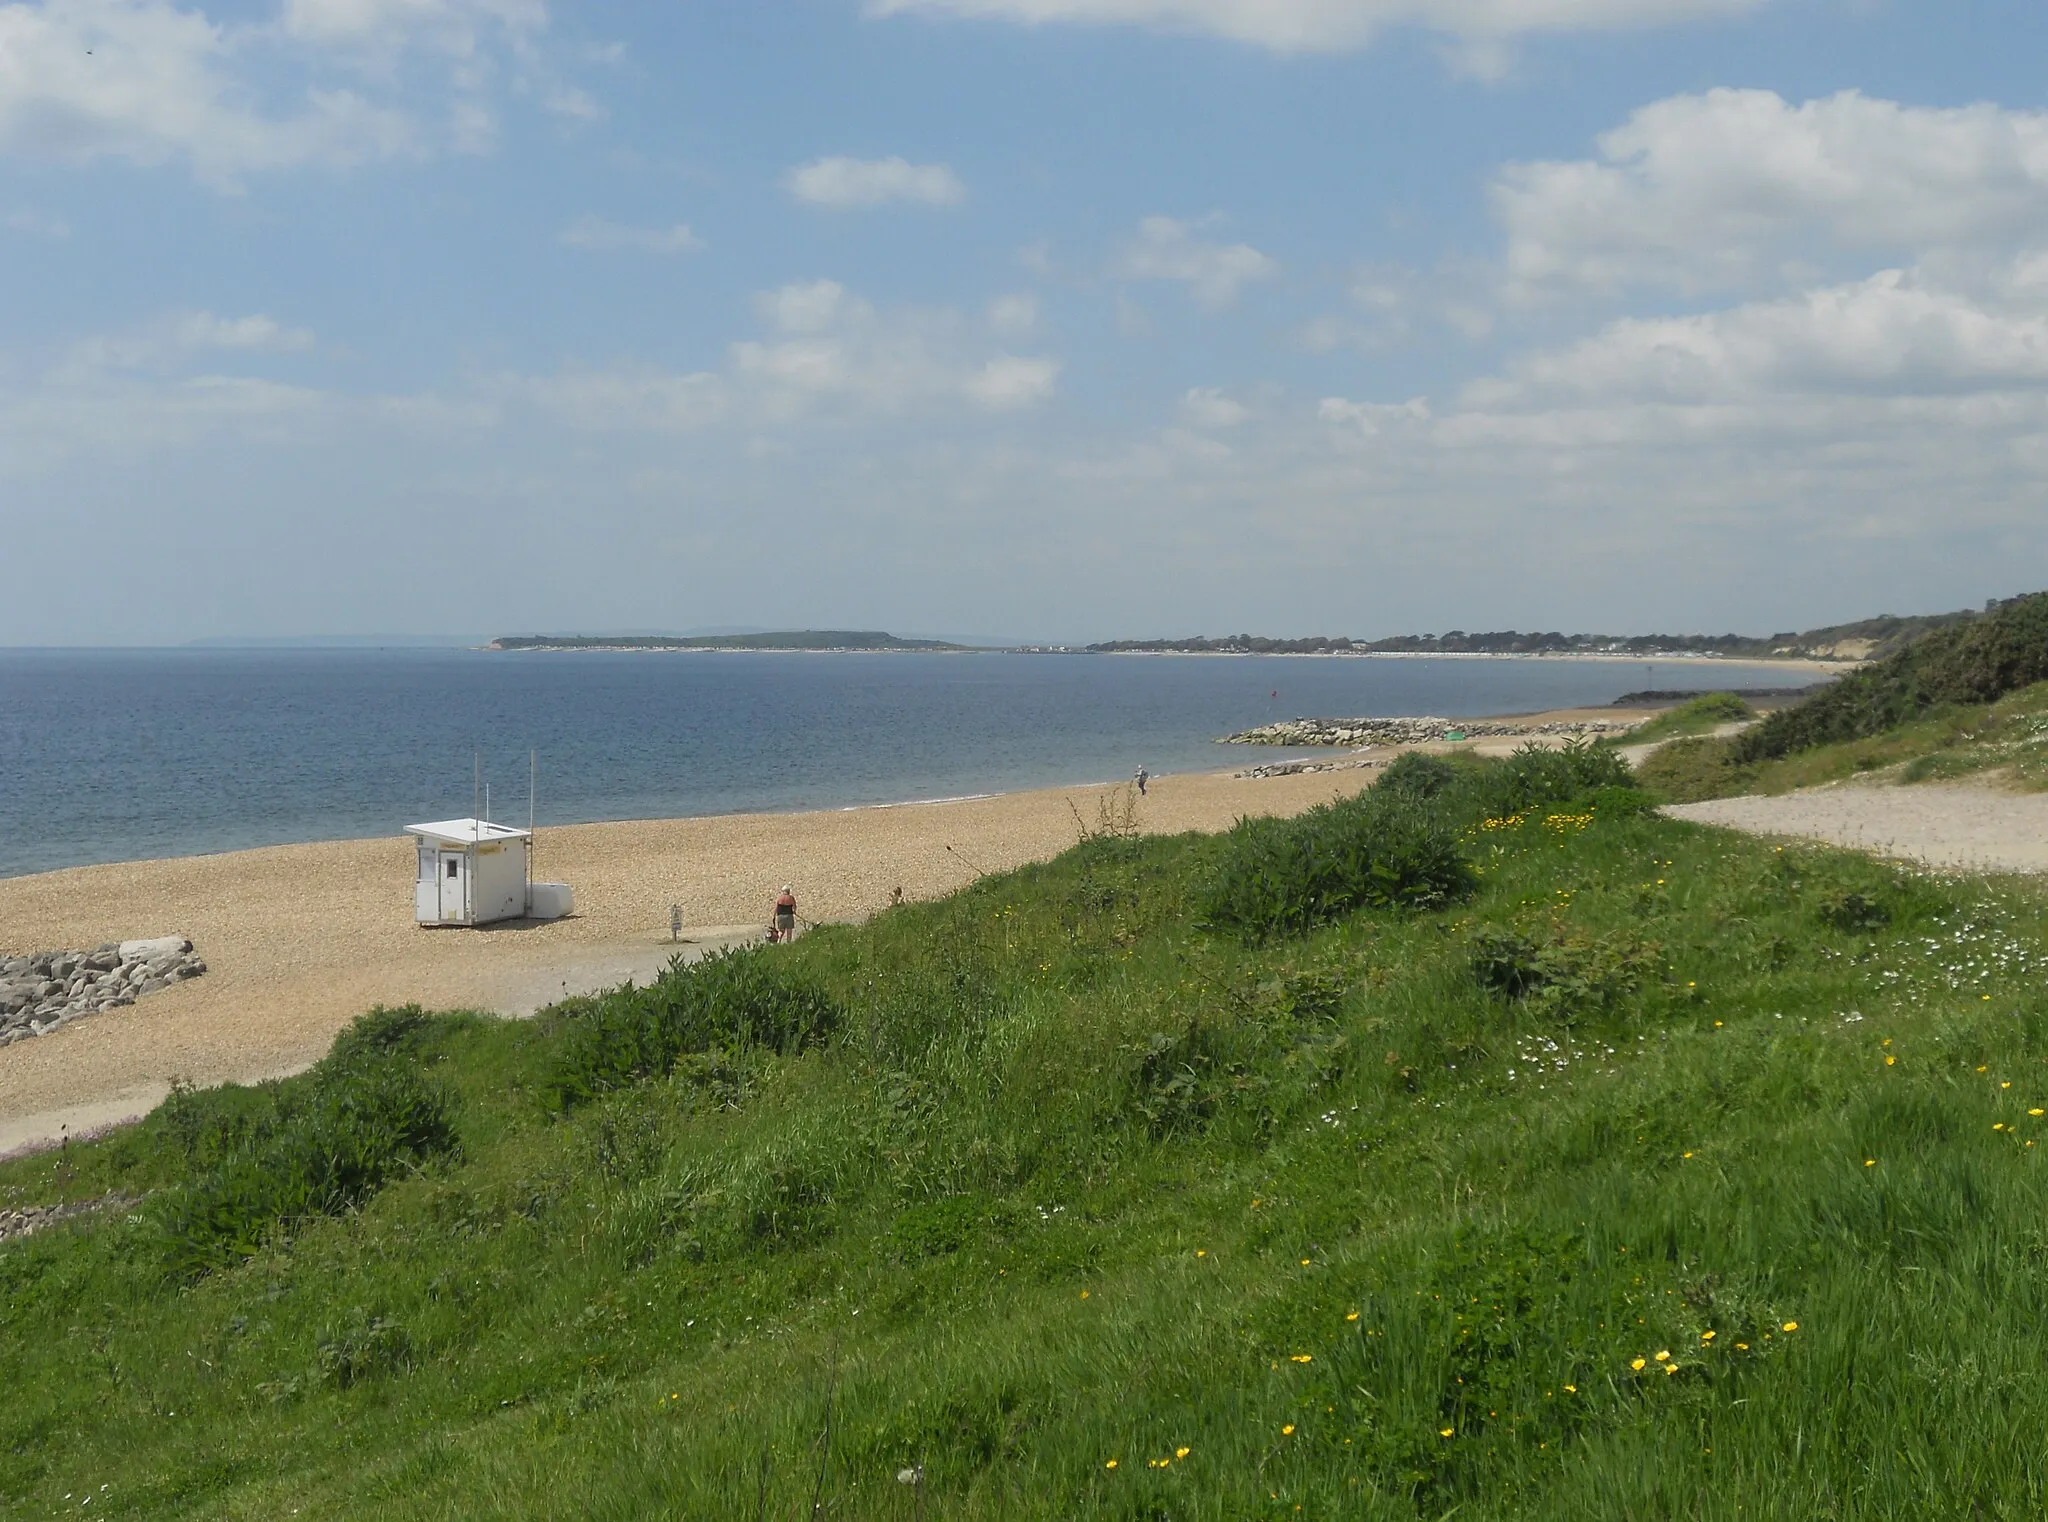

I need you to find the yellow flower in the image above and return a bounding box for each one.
[1736,1342,1749,1351]
[1700,1330,1717,1342]
[1080,1290,1090,1299]
[1196,1250,1207,1258]
[1654,1350,1670,1362]
[2003,1081,2013,1089]
[1439,1427,1455,1438]
[1563,1384,1577,1393]
[1865,1159,1875,1167]
[1782,1321,1799,1332]
[2033,1110,2046,1118]
[1346,1311,1360,1322]
[1884,1055,1896,1066]
[1979,1066,1989,1073]
[1176,1447,1190,1459]
[1282,1424,1296,1436]
[1996,1123,2007,1131]
[1291,1354,1313,1363]
[1105,1459,1118,1470]
[1664,1363,1680,1375]
[1631,1358,1647,1371]
[1301,1258,1312,1266]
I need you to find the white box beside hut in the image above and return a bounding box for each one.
[407,818,539,927]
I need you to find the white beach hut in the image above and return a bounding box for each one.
[405,818,572,927]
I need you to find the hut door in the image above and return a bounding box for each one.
[439,852,468,921]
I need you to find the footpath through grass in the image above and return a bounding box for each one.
[9,750,2048,1518]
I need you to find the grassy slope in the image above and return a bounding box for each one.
[1638,680,2048,803]
[10,807,2048,1517]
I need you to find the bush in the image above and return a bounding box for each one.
[1456,741,1636,824]
[1736,592,2048,761]
[1377,750,1464,801]
[1469,924,1660,1018]
[1633,735,1753,803]
[148,1013,462,1278]
[1198,791,1477,941]
[543,947,840,1109]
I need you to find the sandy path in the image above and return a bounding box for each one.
[1666,780,2048,876]
[0,766,1379,1150]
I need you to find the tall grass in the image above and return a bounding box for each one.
[7,752,2048,1516]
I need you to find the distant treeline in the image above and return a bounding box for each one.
[1090,607,1992,661]
[490,630,965,652]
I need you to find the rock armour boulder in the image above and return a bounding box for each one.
[0,938,205,1047]
[1219,715,1641,747]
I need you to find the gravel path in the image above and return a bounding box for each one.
[1665,780,2048,875]
[0,765,1379,1151]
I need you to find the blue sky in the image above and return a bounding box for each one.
[4,0,2047,643]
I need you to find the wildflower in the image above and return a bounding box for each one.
[1346,1311,1360,1322]
[1654,1350,1670,1362]
[1996,1123,2007,1131]
[1664,1363,1680,1375]
[1282,1424,1295,1436]
[1865,1159,1875,1167]
[1736,1342,1749,1351]
[1105,1459,1118,1470]
[1979,1066,1989,1073]
[1196,1250,1206,1258]
[2003,1081,2013,1089]
[1631,1358,1647,1371]
[1080,1290,1090,1299]
[2033,1110,2045,1118]
[1782,1321,1799,1332]
[1301,1258,1312,1266]
[1439,1427,1454,1438]
[1886,1056,1896,1066]
[1176,1447,1190,1459]
[1291,1354,1313,1364]
[1563,1384,1577,1393]
[1700,1330,1717,1342]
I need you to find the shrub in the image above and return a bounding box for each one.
[1457,741,1636,824]
[1377,750,1464,801]
[542,947,840,1109]
[1736,592,2048,761]
[1469,924,1660,1018]
[1633,734,1752,803]
[1198,791,1477,941]
[148,1013,462,1278]
[1815,888,1892,933]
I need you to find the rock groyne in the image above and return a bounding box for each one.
[1220,716,1641,748]
[0,938,206,1047]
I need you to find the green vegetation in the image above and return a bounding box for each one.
[490,630,967,652]
[1621,692,1754,747]
[1091,606,1981,659]
[1736,593,2048,763]
[10,752,2048,1516]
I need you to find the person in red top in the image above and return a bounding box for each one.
[772,885,798,943]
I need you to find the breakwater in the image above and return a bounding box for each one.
[1,938,206,1046]
[1220,716,1641,747]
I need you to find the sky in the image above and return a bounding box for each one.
[3,0,2048,644]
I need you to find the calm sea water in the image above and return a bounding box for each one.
[0,649,1809,878]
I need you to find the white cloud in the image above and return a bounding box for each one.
[785,155,966,209]
[518,281,1060,431]
[1495,89,2048,298]
[965,354,1060,410]
[988,292,1038,336]
[0,0,584,186]
[1466,267,2048,408]
[559,215,703,253]
[1117,216,1275,307]
[174,310,317,351]
[1180,387,1248,427]
[0,0,415,184]
[869,0,1766,54]
[4,206,69,236]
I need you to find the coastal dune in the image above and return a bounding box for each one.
[0,766,1387,1151]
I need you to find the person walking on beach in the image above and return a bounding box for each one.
[772,885,798,943]
[1134,766,1149,797]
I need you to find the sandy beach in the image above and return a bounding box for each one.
[0,762,1413,1152]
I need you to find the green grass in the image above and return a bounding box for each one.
[1617,692,1755,747]
[1638,679,2048,802]
[10,767,2048,1517]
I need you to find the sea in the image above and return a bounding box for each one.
[0,648,1815,879]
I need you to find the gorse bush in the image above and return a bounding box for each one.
[147,1009,460,1279]
[1737,592,2048,761]
[1197,790,1477,940]
[542,947,839,1109]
